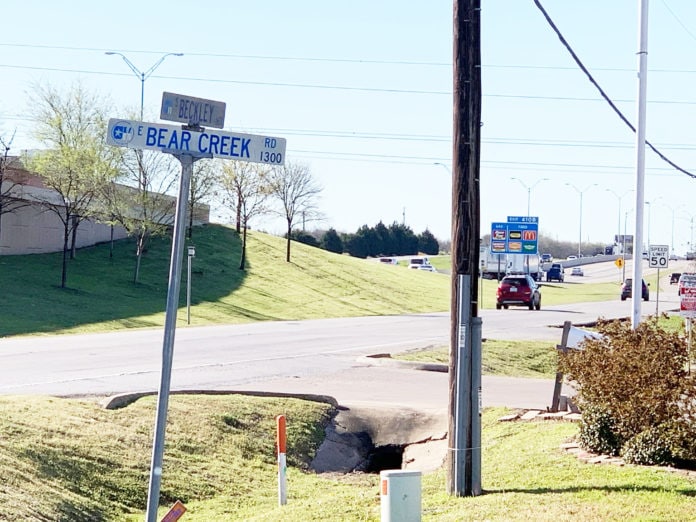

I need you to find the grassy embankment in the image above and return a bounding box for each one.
[2,396,695,520]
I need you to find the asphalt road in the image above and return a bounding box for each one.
[0,260,690,413]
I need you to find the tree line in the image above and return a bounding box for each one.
[289,221,440,258]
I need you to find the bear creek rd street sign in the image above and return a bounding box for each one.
[105,111,287,521]
[107,118,286,165]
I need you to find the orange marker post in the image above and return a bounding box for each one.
[276,414,287,505]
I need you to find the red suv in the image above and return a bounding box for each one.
[496,275,541,310]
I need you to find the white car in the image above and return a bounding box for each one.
[418,264,437,273]
[571,267,584,276]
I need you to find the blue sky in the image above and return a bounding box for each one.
[1,1,695,254]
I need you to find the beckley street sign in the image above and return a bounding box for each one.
[160,92,226,129]
[107,118,286,165]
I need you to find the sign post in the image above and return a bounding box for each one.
[107,98,286,522]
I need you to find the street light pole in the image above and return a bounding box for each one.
[566,183,597,257]
[106,51,183,193]
[606,189,632,253]
[105,51,184,121]
[662,204,685,254]
[511,177,549,217]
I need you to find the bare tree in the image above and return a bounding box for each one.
[0,132,31,244]
[103,148,179,283]
[24,81,119,288]
[188,159,218,239]
[267,161,322,262]
[220,160,271,269]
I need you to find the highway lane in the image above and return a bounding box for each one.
[0,314,451,396]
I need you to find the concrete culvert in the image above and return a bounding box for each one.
[365,444,405,473]
[310,404,447,474]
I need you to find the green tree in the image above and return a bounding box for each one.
[290,230,320,247]
[321,228,343,254]
[374,221,393,256]
[418,229,439,255]
[389,222,418,255]
[25,81,119,288]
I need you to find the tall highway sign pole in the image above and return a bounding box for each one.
[448,0,482,497]
[631,0,649,328]
[107,101,286,521]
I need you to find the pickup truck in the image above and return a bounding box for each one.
[546,263,565,282]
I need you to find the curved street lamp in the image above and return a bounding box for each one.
[511,177,549,217]
[105,51,184,121]
[566,183,597,257]
[605,189,633,253]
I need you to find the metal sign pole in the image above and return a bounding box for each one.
[187,253,192,325]
[145,153,196,522]
[655,267,660,317]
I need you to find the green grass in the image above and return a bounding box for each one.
[396,339,558,378]
[0,228,663,337]
[2,396,695,521]
[394,315,687,378]
[4,231,692,519]
[0,225,450,337]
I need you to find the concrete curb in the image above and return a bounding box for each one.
[100,389,339,410]
[357,353,448,373]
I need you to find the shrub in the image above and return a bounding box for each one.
[577,405,622,456]
[621,426,672,466]
[559,317,696,464]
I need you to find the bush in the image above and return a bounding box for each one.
[560,317,696,464]
[577,405,622,456]
[621,426,672,466]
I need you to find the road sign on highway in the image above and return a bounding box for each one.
[160,92,226,129]
[107,119,286,165]
[615,258,623,269]
[648,244,669,269]
[490,219,538,255]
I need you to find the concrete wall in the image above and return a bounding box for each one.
[0,201,129,255]
[0,162,210,255]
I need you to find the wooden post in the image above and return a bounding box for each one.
[447,0,482,497]
[551,321,572,412]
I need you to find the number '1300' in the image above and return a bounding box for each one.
[260,151,283,164]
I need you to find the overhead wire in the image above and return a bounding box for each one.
[533,0,696,179]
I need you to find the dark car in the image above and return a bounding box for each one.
[546,263,564,282]
[620,278,649,301]
[496,275,541,310]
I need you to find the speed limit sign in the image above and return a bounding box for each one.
[648,244,669,268]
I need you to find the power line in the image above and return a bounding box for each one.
[0,42,449,67]
[533,0,696,179]
[5,62,696,105]
[659,0,696,44]
[5,41,696,74]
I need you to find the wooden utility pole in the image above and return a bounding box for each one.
[447,0,482,496]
